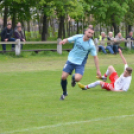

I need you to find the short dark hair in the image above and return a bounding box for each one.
[88,27,94,31]
[126,67,133,75]
[85,27,94,32]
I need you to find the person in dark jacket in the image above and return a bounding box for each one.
[14,26,25,49]
[126,31,134,40]
[125,31,134,47]
[1,23,15,51]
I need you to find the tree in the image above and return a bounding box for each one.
[85,0,129,35]
[124,0,134,35]
[0,0,34,30]
[35,0,54,40]
[69,0,84,34]
[0,0,10,28]
[55,0,80,38]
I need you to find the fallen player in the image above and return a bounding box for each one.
[78,49,132,92]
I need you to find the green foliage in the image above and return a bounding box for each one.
[124,0,134,25]
[85,0,128,26]
[0,0,35,23]
[0,0,134,38]
[25,31,41,41]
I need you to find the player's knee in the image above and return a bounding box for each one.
[100,81,104,88]
[75,76,82,82]
[61,75,67,80]
[108,65,114,70]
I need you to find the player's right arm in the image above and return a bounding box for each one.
[59,39,68,45]
[60,35,82,45]
[118,49,127,65]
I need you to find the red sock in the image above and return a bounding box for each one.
[86,85,89,89]
[104,73,107,77]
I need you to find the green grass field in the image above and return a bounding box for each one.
[0,52,134,134]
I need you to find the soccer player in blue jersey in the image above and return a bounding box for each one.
[59,27,101,100]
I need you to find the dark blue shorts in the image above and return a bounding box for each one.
[63,61,85,75]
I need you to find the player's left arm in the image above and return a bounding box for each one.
[118,49,127,65]
[94,56,101,77]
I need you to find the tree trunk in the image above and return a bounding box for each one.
[38,15,43,34]
[110,26,113,32]
[65,15,68,37]
[63,20,65,38]
[82,18,83,33]
[111,14,119,36]
[106,26,108,35]
[58,16,64,38]
[3,6,8,28]
[42,12,48,41]
[50,17,55,37]
[81,20,83,33]
[128,25,132,32]
[112,23,119,36]
[100,24,102,34]
[68,20,71,37]
[125,24,128,37]
[76,20,79,34]
[27,21,30,32]
[12,12,16,30]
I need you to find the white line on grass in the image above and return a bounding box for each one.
[2,114,134,134]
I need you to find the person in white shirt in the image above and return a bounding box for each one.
[78,49,132,92]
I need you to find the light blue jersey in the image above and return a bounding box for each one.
[67,34,97,65]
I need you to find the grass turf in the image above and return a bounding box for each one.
[0,53,134,134]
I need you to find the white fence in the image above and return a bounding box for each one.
[0,38,133,56]
[0,38,63,55]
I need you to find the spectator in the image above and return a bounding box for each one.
[1,23,15,51]
[126,31,134,40]
[98,32,107,54]
[14,22,24,34]
[126,31,134,47]
[113,33,125,54]
[14,26,25,49]
[14,22,22,31]
[17,22,21,27]
[106,32,114,54]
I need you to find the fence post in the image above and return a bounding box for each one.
[15,39,21,56]
[126,38,131,49]
[57,38,62,54]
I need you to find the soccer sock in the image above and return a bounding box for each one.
[86,81,100,89]
[61,79,68,95]
[104,69,110,77]
[72,74,75,81]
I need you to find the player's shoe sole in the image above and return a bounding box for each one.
[96,76,107,82]
[78,83,86,90]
